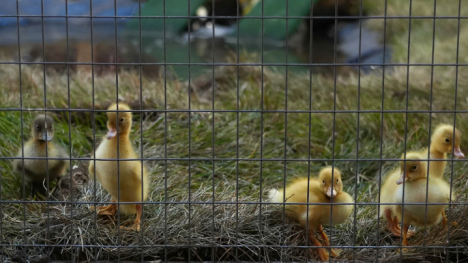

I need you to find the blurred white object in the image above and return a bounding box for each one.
[181,25,236,43]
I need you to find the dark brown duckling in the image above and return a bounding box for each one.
[13,115,68,197]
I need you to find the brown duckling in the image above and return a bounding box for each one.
[13,115,68,197]
[89,103,149,231]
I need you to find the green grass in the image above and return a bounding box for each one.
[1,0,468,262]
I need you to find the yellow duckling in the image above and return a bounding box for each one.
[89,103,149,231]
[420,124,464,177]
[268,167,353,262]
[393,152,453,248]
[380,125,463,236]
[14,115,68,197]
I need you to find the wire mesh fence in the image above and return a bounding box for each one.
[0,0,467,262]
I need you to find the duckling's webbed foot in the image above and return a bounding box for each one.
[441,211,457,228]
[389,222,414,238]
[393,223,410,253]
[441,210,449,225]
[91,201,117,216]
[396,218,414,238]
[390,226,402,237]
[392,216,401,231]
[400,224,410,250]
[121,204,142,231]
[317,225,339,258]
[393,216,414,237]
[97,205,117,216]
[120,223,141,231]
[406,230,414,237]
[385,209,401,236]
[308,231,328,261]
[441,217,448,225]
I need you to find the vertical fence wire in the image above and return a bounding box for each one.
[15,0,27,261]
[211,1,216,262]
[329,0,338,260]
[306,0,315,261]
[112,1,122,262]
[235,1,240,261]
[259,0,265,261]
[90,0,98,259]
[353,0,363,261]
[447,1,463,262]
[400,1,413,262]
[163,0,169,262]
[376,0,389,259]
[283,0,290,261]
[138,0,145,261]
[39,0,52,260]
[422,1,437,262]
[187,0,193,261]
[64,0,75,261]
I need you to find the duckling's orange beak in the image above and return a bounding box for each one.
[454,147,465,158]
[106,128,117,140]
[396,173,406,185]
[326,187,337,197]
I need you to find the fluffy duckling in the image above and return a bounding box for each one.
[380,125,462,236]
[268,167,353,262]
[89,103,149,231]
[420,124,464,178]
[14,115,68,197]
[393,152,453,248]
[380,150,455,237]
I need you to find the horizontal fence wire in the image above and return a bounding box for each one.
[2,109,468,114]
[0,15,467,19]
[0,244,464,250]
[0,200,466,206]
[2,61,468,66]
[2,157,467,162]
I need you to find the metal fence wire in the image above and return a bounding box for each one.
[0,0,467,262]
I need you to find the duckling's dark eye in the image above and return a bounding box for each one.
[36,125,41,131]
[336,179,339,182]
[445,138,450,143]
[120,118,124,122]
[322,180,325,184]
[412,165,417,170]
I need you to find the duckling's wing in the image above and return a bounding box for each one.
[13,157,22,173]
[52,144,69,176]
[55,144,69,159]
[14,162,39,181]
[12,146,40,180]
[12,147,25,172]
[12,158,20,173]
